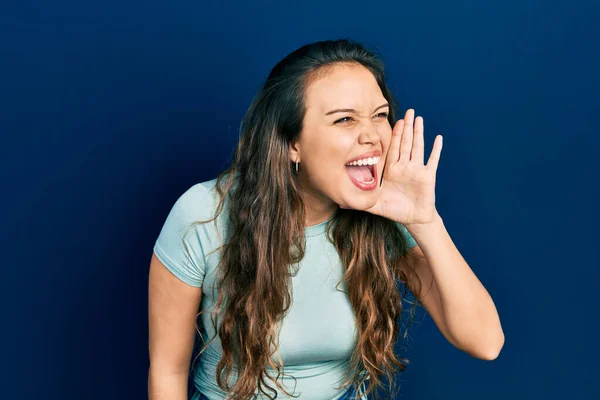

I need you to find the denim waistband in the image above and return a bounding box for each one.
[338,379,368,400]
[195,381,367,400]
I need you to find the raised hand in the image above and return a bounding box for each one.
[343,108,443,225]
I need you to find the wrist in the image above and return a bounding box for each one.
[404,211,443,233]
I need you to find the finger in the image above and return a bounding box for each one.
[412,115,424,164]
[399,109,414,163]
[426,135,443,171]
[386,119,404,167]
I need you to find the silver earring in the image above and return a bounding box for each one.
[295,161,299,174]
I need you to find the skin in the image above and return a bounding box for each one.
[148,252,202,400]
[289,62,393,227]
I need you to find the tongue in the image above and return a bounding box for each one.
[345,165,373,183]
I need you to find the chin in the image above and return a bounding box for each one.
[340,194,377,210]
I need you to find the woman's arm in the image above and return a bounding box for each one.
[148,252,203,400]
[404,214,504,360]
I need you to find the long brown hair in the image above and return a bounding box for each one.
[188,38,423,400]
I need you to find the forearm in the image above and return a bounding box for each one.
[148,367,189,400]
[405,213,504,358]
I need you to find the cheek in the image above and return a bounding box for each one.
[306,148,347,188]
[381,127,393,153]
[316,157,345,181]
[309,136,352,170]
[303,141,339,174]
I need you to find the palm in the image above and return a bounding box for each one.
[363,109,443,225]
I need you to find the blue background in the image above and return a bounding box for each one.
[3,0,598,399]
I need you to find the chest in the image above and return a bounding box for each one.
[274,238,358,365]
[200,236,358,365]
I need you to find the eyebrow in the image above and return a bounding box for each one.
[325,102,389,116]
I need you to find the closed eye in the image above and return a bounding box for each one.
[334,112,389,124]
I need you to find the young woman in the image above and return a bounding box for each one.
[148,39,504,400]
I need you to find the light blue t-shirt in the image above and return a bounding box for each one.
[153,178,417,400]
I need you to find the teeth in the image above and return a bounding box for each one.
[346,156,380,166]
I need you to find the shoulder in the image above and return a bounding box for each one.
[179,178,217,206]
[170,178,221,222]
[155,177,228,247]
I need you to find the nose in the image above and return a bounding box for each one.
[357,125,381,145]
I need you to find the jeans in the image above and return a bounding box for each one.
[194,380,367,399]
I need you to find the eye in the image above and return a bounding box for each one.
[334,116,353,124]
[334,112,389,125]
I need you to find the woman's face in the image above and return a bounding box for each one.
[290,63,393,222]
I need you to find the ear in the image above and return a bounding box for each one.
[288,139,301,163]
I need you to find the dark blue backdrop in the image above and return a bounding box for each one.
[4,0,598,399]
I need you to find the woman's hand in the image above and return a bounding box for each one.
[341,109,443,225]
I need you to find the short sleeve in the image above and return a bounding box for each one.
[153,184,208,287]
[396,222,418,249]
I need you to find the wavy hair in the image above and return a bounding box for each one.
[188,38,423,400]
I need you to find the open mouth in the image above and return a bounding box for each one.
[344,162,376,185]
